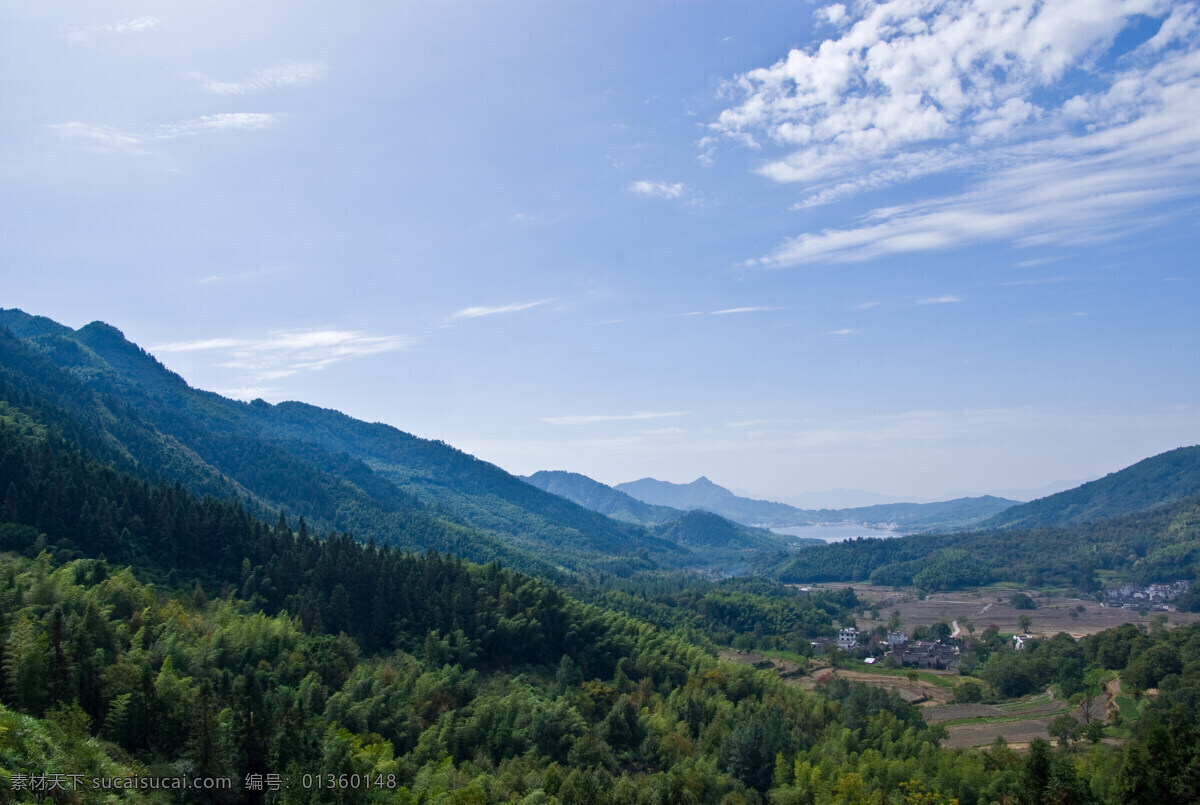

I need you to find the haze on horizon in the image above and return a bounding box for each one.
[3,1,1199,505]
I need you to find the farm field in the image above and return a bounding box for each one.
[718,649,957,704]
[791,583,1200,637]
[721,648,1117,750]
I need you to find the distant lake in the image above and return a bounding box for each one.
[770,523,904,543]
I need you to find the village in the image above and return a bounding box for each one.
[1099,580,1191,610]
[812,625,966,672]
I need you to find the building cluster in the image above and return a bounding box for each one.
[1101,580,1190,610]
[812,627,962,671]
[887,633,961,671]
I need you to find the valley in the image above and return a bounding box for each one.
[1,308,1199,803]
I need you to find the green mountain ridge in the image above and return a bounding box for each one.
[979,444,1200,529]
[0,309,781,577]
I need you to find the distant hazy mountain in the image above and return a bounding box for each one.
[523,470,802,553]
[617,476,803,525]
[770,489,916,509]
[523,470,684,525]
[979,445,1200,529]
[617,475,1017,532]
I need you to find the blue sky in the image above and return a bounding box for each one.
[3,1,1199,504]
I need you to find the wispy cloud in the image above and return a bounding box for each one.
[710,306,780,315]
[152,329,412,393]
[726,419,776,428]
[914,295,963,305]
[825,328,859,335]
[542,411,689,426]
[1000,276,1070,287]
[709,1,1200,264]
[188,60,328,95]
[196,265,289,285]
[65,16,161,43]
[629,180,687,199]
[450,300,552,319]
[154,113,279,137]
[52,113,279,154]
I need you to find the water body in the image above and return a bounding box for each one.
[771,523,904,543]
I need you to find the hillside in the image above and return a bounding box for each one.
[980,445,1200,529]
[0,310,744,577]
[823,496,1017,531]
[775,491,1200,592]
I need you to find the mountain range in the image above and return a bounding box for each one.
[611,476,1017,532]
[0,309,785,578]
[5,307,1200,591]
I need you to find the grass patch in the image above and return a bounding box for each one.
[759,649,809,665]
[937,710,1058,727]
[995,690,1057,711]
[1114,695,1146,719]
[842,662,957,689]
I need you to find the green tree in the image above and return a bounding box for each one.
[1048,713,1081,748]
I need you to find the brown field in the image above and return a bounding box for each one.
[793,583,1200,638]
[928,691,1107,749]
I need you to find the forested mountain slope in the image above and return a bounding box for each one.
[0,409,1192,802]
[0,309,779,576]
[774,492,1200,592]
[0,387,981,805]
[979,444,1200,529]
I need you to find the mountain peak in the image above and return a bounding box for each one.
[77,320,126,339]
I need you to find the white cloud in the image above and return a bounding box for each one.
[48,123,145,153]
[152,329,412,388]
[197,265,289,284]
[817,4,848,26]
[711,1,1200,263]
[914,295,963,305]
[629,180,687,199]
[825,328,860,335]
[727,419,775,428]
[542,411,689,426]
[189,60,328,95]
[450,300,551,319]
[710,306,780,315]
[153,113,280,138]
[65,16,161,43]
[52,113,279,154]
[152,337,244,353]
